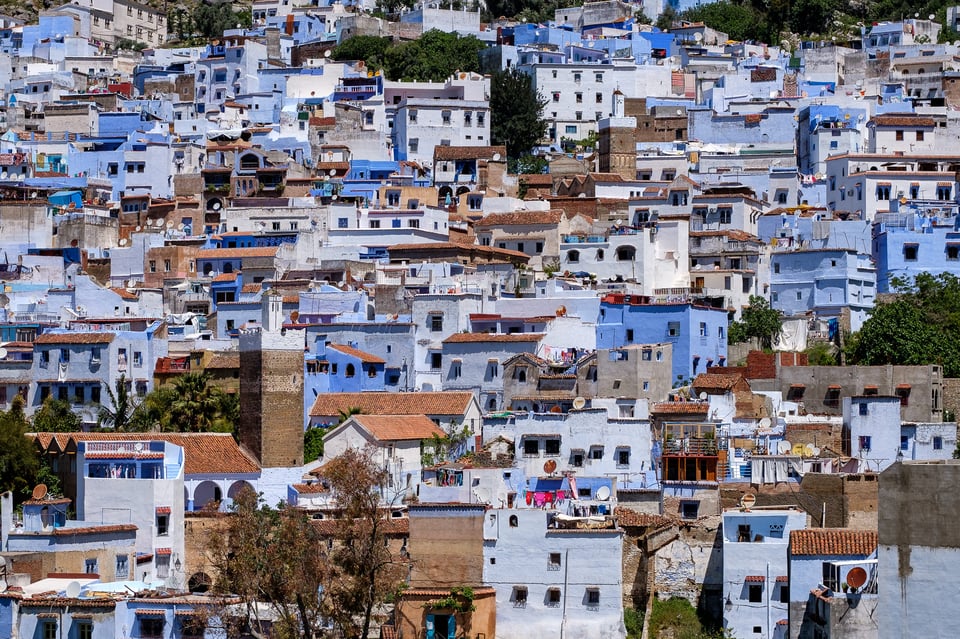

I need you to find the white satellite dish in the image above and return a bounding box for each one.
[135,225,141,232]
[698,392,707,400]
[166,220,174,229]
[694,32,703,42]
[759,417,772,429]
[0,347,9,360]
[804,444,815,457]
[65,581,81,598]
[777,440,792,455]
[118,238,128,246]
[134,442,143,451]
[177,223,185,231]
[492,152,502,162]
[329,168,337,176]
[812,446,821,457]
[595,485,611,501]
[474,487,490,504]
[9,172,18,180]
[324,49,331,58]
[0,172,7,180]
[572,397,586,410]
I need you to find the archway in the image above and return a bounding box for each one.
[227,480,255,501]
[193,481,222,510]
[188,572,212,593]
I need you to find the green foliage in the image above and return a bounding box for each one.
[114,37,147,52]
[421,422,472,467]
[679,2,769,42]
[728,295,783,350]
[36,459,62,497]
[191,1,252,40]
[624,606,644,639]
[304,427,325,464]
[649,597,724,639]
[805,341,838,366]
[331,35,392,71]
[491,68,549,161]
[98,375,147,431]
[382,30,486,82]
[427,586,477,613]
[846,273,960,377]
[31,397,82,432]
[166,371,236,433]
[0,397,40,502]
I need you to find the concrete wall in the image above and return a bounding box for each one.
[407,505,485,588]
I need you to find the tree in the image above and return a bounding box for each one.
[321,447,407,639]
[208,448,406,639]
[208,488,330,639]
[846,273,960,376]
[31,397,82,432]
[98,375,147,431]
[0,397,40,502]
[332,35,392,71]
[166,371,235,433]
[490,68,548,163]
[729,295,783,350]
[303,427,325,464]
[191,1,252,39]
[382,30,486,82]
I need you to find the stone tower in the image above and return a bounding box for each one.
[597,88,638,181]
[238,292,304,468]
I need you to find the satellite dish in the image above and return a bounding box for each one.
[32,484,48,500]
[0,348,8,360]
[694,32,703,42]
[804,444,816,457]
[211,200,222,211]
[846,566,868,590]
[777,441,792,455]
[792,443,807,456]
[65,581,82,599]
[812,447,821,457]
[492,152,502,162]
[177,223,185,231]
[544,459,557,474]
[0,172,7,180]
[118,238,128,246]
[324,49,331,58]
[740,493,756,510]
[759,417,772,429]
[329,168,337,176]
[595,485,611,501]
[699,392,707,400]
[135,225,141,232]
[572,397,586,410]
[166,220,174,229]
[134,442,143,451]
[474,488,490,504]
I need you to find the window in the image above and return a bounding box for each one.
[573,72,581,82]
[545,439,561,456]
[859,435,872,451]
[149,260,157,273]
[595,72,603,82]
[509,515,519,527]
[668,322,680,337]
[140,618,164,638]
[718,207,732,224]
[572,452,584,467]
[699,322,707,337]
[156,554,170,578]
[59,386,69,402]
[568,249,580,263]
[917,130,925,141]
[523,439,539,456]
[408,110,417,123]
[116,553,129,578]
[626,329,634,342]
[590,447,603,460]
[76,622,93,639]
[576,92,583,103]
[948,245,960,260]
[430,353,442,370]
[748,584,763,603]
[85,558,98,574]
[133,352,143,367]
[549,553,562,570]
[513,586,528,607]
[934,436,944,450]
[877,184,891,200]
[859,402,869,416]
[441,111,451,125]
[429,314,443,332]
[586,588,600,606]
[938,184,952,200]
[680,500,699,520]
[338,217,349,229]
[73,386,84,405]
[345,364,355,378]
[617,448,630,466]
[779,583,790,603]
[42,622,57,639]
[901,435,909,451]
[895,130,904,141]
[548,588,562,605]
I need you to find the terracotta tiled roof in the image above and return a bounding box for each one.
[346,414,445,441]
[475,211,563,227]
[310,516,409,536]
[309,116,336,127]
[211,272,238,282]
[205,353,239,369]
[327,343,385,364]
[309,391,475,418]
[614,507,675,528]
[109,287,139,301]
[442,332,545,344]
[292,483,327,494]
[789,529,878,556]
[35,432,259,475]
[589,172,626,182]
[386,242,530,260]
[241,283,261,294]
[34,332,116,345]
[197,247,279,259]
[692,373,745,393]
[53,523,137,536]
[870,114,936,127]
[433,145,506,161]
[650,401,711,414]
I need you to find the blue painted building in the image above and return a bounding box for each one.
[596,294,728,384]
[872,206,960,292]
[770,248,876,330]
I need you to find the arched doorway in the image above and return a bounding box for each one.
[188,572,212,593]
[227,480,255,502]
[193,481,222,510]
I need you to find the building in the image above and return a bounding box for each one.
[721,507,807,639]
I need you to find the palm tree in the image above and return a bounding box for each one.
[98,375,146,431]
[168,371,233,433]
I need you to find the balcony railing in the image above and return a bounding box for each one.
[663,437,718,456]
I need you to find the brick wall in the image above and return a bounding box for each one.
[942,378,960,418]
[239,346,305,468]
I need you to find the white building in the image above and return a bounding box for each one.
[482,508,626,639]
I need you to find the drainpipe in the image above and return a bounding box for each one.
[766,562,771,639]
[560,548,570,639]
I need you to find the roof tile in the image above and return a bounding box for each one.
[310,391,474,418]
[327,343,385,364]
[790,529,878,556]
[348,414,445,441]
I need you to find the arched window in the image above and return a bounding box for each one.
[487,397,497,410]
[223,262,233,274]
[567,250,580,263]
[616,246,636,261]
[345,364,355,378]
[596,249,604,261]
[509,515,519,527]
[203,263,213,276]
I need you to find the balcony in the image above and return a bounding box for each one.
[663,437,718,456]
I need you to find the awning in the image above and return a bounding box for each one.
[896,383,912,389]
[938,182,954,187]
[776,575,789,583]
[156,506,171,515]
[156,547,172,556]
[790,383,805,388]
[827,384,841,390]
[135,609,167,616]
[863,385,878,390]
[745,575,765,582]
[877,181,892,186]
